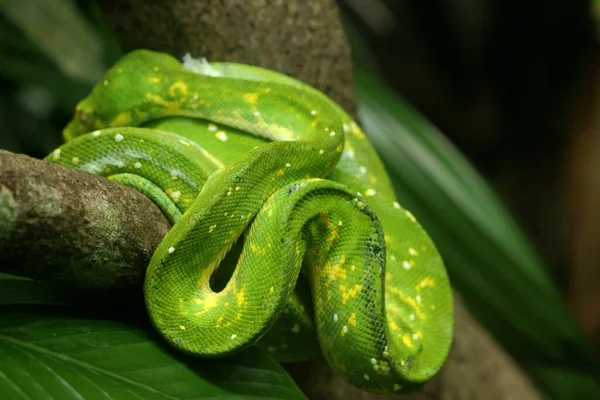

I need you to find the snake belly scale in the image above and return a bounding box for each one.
[45,50,453,393]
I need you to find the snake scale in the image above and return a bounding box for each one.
[45,50,453,394]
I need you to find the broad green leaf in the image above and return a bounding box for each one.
[0,278,307,400]
[354,66,600,397]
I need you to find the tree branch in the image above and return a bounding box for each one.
[0,150,170,291]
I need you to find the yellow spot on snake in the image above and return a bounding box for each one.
[348,313,357,327]
[52,149,60,161]
[324,255,347,283]
[149,76,161,83]
[269,286,274,294]
[417,277,435,290]
[236,288,246,306]
[110,112,132,127]
[215,316,223,328]
[409,248,418,256]
[385,272,392,281]
[243,92,259,104]
[209,224,217,233]
[169,81,188,97]
[389,287,426,320]
[405,210,416,222]
[72,157,79,164]
[339,284,362,305]
[403,333,414,348]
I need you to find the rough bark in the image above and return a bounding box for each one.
[0,0,542,398]
[0,150,170,291]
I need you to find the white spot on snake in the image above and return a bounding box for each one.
[310,110,317,115]
[179,325,185,330]
[92,130,101,137]
[286,163,291,167]
[103,79,108,86]
[52,149,61,161]
[114,133,124,142]
[179,139,190,146]
[134,162,142,169]
[356,192,363,197]
[253,111,260,117]
[215,131,228,141]
[363,374,370,381]
[231,334,237,340]
[409,248,418,256]
[371,358,377,364]
[168,247,175,254]
[359,166,367,175]
[393,201,401,209]
[391,255,396,261]
[416,295,422,303]
[412,333,419,341]
[338,220,343,226]
[373,365,379,371]
[403,261,411,270]
[342,325,348,334]
[171,169,179,179]
[171,191,181,202]
[291,324,300,333]
[333,313,338,322]
[208,124,218,132]
[409,313,415,321]
[319,149,325,155]
[330,131,336,137]
[343,123,350,132]
[365,189,376,197]
[72,157,79,164]
[117,161,125,168]
[405,210,416,222]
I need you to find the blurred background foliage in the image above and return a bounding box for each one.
[1,0,600,398]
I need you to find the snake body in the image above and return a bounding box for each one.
[45,50,453,393]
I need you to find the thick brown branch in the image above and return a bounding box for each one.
[0,150,170,291]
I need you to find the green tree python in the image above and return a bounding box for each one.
[44,50,453,394]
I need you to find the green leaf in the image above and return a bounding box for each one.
[0,278,306,400]
[353,66,600,398]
